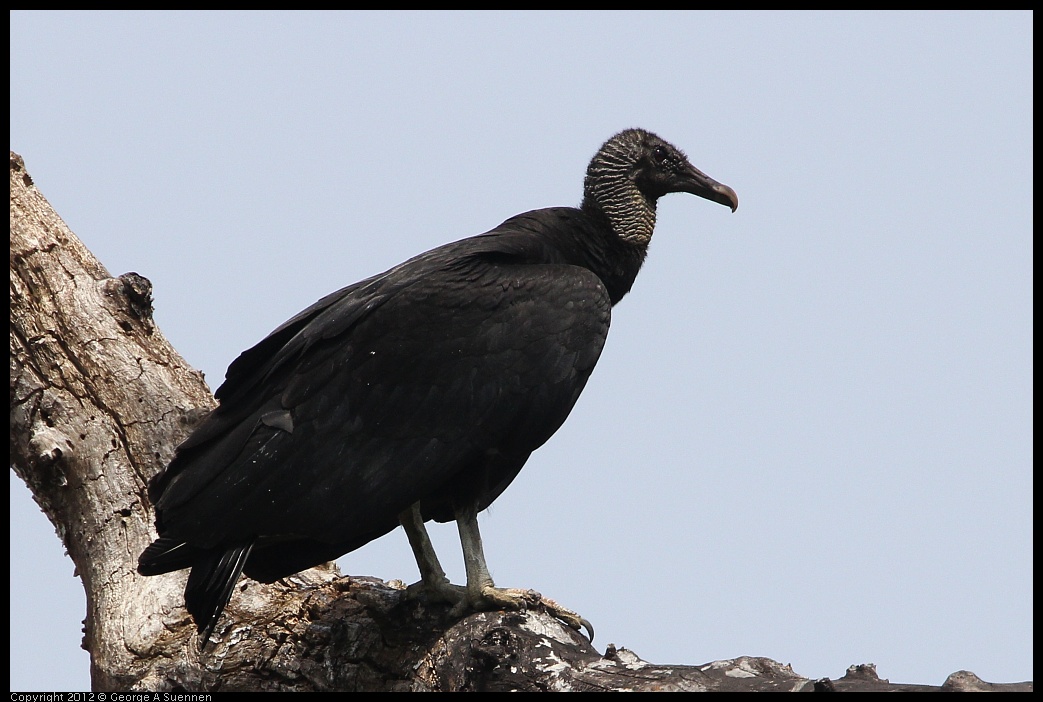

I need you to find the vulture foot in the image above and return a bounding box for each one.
[451,585,595,641]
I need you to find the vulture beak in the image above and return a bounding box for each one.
[680,164,739,212]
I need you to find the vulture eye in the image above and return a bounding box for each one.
[652,145,669,163]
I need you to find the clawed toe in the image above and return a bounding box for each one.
[462,586,594,641]
[407,576,593,641]
[534,594,595,641]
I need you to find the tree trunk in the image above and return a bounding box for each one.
[9,151,1031,692]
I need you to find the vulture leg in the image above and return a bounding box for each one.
[399,503,466,603]
[454,502,595,641]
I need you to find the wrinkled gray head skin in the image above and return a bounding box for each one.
[583,128,738,244]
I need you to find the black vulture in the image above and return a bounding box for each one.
[138,128,738,646]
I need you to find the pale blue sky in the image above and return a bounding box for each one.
[10,11,1032,690]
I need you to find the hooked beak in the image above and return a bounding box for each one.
[679,164,738,212]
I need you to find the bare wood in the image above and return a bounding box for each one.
[9,151,1031,692]
[11,150,213,688]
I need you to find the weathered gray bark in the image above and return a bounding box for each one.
[9,151,1032,692]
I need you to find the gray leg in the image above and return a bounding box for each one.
[398,502,465,603]
[454,501,496,599]
[454,502,595,641]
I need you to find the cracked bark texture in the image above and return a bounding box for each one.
[9,152,1032,692]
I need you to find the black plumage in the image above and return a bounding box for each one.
[138,128,738,645]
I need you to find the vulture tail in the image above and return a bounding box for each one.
[183,542,255,648]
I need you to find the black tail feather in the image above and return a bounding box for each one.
[137,537,197,575]
[184,542,254,648]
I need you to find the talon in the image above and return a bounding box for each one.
[579,616,595,642]
[530,593,594,641]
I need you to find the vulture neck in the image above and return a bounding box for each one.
[575,191,654,306]
[582,138,659,246]
[582,178,657,247]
